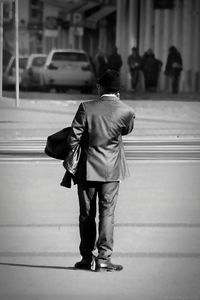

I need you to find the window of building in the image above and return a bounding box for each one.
[29,0,43,22]
[31,8,40,19]
[31,0,40,7]
[3,2,13,22]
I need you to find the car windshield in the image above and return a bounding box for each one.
[32,56,46,67]
[52,52,87,62]
[10,57,28,70]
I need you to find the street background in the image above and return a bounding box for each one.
[0,91,200,300]
[1,90,200,140]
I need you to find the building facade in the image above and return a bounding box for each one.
[3,0,116,57]
[3,0,200,92]
[117,0,200,92]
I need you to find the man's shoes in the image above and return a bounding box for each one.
[74,257,123,272]
[74,257,94,270]
[95,261,123,272]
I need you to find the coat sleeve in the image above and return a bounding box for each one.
[122,110,135,136]
[67,102,86,151]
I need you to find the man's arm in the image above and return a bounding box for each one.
[122,111,135,136]
[67,102,86,151]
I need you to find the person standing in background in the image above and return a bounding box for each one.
[95,49,108,79]
[107,47,123,73]
[141,48,162,92]
[127,47,141,91]
[164,46,183,94]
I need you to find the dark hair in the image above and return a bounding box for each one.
[132,47,137,51]
[97,69,120,92]
[169,46,178,54]
[102,86,119,93]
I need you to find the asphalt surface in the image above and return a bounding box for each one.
[0,91,200,140]
[0,93,200,300]
[0,160,200,300]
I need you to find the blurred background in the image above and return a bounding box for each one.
[0,3,200,298]
[1,0,200,95]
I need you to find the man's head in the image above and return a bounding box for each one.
[97,69,120,94]
[169,46,178,54]
[132,47,137,53]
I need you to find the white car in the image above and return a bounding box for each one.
[40,49,96,93]
[20,53,47,90]
[3,55,28,90]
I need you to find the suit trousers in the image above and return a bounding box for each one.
[77,181,119,263]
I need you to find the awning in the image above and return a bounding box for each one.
[77,2,100,13]
[85,5,116,29]
[41,0,84,10]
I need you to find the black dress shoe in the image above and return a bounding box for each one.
[95,261,123,272]
[74,256,95,270]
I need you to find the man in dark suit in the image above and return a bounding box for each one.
[107,47,123,72]
[66,69,135,272]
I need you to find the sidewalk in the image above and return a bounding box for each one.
[0,94,200,300]
[0,93,200,140]
[0,157,200,300]
[0,255,199,300]
[0,145,200,300]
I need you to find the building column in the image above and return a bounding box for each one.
[126,0,138,90]
[172,0,182,48]
[160,10,170,91]
[116,0,123,51]
[139,0,145,55]
[0,2,3,98]
[181,0,192,92]
[153,9,162,91]
[143,0,153,51]
[117,0,139,89]
[128,0,138,50]
[191,0,200,92]
[98,19,107,53]
[116,0,128,88]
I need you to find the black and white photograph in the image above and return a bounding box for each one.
[0,0,200,299]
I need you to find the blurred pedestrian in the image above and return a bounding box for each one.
[88,55,96,77]
[127,47,141,91]
[95,49,108,79]
[141,49,162,92]
[64,69,135,272]
[164,46,183,93]
[107,47,123,73]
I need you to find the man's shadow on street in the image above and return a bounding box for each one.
[0,262,76,271]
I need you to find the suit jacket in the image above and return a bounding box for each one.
[66,95,135,182]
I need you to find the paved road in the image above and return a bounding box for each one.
[0,138,200,160]
[0,158,200,300]
[1,95,200,140]
[0,94,200,299]
[2,90,200,101]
